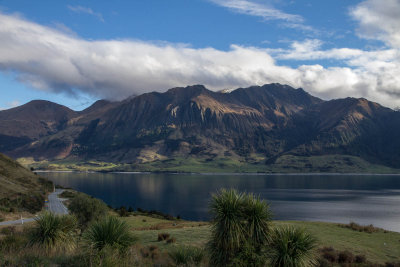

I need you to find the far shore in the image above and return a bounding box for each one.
[34,169,400,176]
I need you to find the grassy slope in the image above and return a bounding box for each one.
[121,215,400,264]
[0,153,52,215]
[19,154,400,173]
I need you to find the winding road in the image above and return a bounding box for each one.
[0,189,68,226]
[46,189,69,215]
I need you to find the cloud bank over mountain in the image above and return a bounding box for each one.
[0,0,399,108]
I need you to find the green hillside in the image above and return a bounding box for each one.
[0,153,52,216]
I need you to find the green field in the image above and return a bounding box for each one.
[1,209,399,266]
[121,215,400,265]
[19,154,400,173]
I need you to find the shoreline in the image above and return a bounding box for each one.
[34,170,400,176]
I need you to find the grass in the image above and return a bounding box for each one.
[0,153,53,214]
[122,215,400,265]
[276,221,400,264]
[19,154,400,173]
[121,214,208,231]
[1,211,399,265]
[135,225,211,250]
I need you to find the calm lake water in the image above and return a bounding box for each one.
[40,172,400,232]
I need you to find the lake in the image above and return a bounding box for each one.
[40,172,400,232]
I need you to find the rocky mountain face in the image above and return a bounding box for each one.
[1,84,400,168]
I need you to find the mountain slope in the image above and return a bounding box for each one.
[0,100,78,152]
[0,153,52,215]
[1,84,400,172]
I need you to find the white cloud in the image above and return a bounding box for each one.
[0,11,399,108]
[67,5,104,22]
[0,100,20,110]
[350,0,400,48]
[209,0,316,32]
[209,0,302,22]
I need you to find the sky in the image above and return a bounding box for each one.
[0,0,399,110]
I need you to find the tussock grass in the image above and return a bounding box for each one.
[83,216,137,252]
[28,212,77,253]
[268,226,317,267]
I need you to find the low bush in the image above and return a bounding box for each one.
[0,226,16,236]
[166,237,176,244]
[59,190,76,199]
[158,232,170,241]
[320,247,337,262]
[355,254,367,263]
[168,246,205,266]
[319,246,369,265]
[140,245,161,260]
[136,207,178,220]
[118,206,129,217]
[338,250,355,263]
[69,193,108,228]
[340,222,382,233]
[0,232,27,252]
[0,193,45,214]
[230,241,267,267]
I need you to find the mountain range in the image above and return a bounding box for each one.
[1,84,400,173]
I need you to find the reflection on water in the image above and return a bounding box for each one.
[41,172,400,232]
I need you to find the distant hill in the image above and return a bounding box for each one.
[1,84,400,173]
[0,153,52,214]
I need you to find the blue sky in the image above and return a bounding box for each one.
[0,0,399,110]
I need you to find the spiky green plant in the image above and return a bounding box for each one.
[243,193,272,247]
[268,226,317,267]
[208,189,246,266]
[29,212,77,253]
[208,189,272,266]
[83,216,136,252]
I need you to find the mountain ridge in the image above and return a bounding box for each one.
[1,83,400,172]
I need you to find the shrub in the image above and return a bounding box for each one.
[0,226,16,235]
[83,216,136,252]
[319,247,367,265]
[340,222,381,233]
[168,246,205,266]
[140,245,161,260]
[0,232,27,252]
[338,250,355,263]
[320,247,337,262]
[166,237,176,244]
[118,206,128,217]
[21,193,46,213]
[230,241,267,267]
[69,194,108,228]
[355,254,366,263]
[268,226,317,267]
[158,233,170,241]
[29,212,77,253]
[316,257,331,267]
[60,190,76,199]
